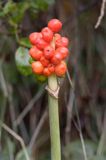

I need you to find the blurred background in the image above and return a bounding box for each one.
[0,0,106,160]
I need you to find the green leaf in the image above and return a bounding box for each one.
[15,47,32,76]
[31,0,55,11]
[36,0,49,10]
[29,57,35,64]
[8,2,29,25]
[3,1,16,15]
[19,37,32,48]
[35,74,47,83]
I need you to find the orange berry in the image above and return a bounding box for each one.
[61,37,69,47]
[32,61,44,74]
[43,67,51,76]
[29,32,42,45]
[48,19,62,32]
[51,51,62,65]
[41,27,53,42]
[55,33,61,40]
[35,38,48,50]
[48,64,55,73]
[55,61,67,76]
[40,56,49,67]
[56,47,69,59]
[44,45,54,59]
[29,46,43,60]
[55,36,69,48]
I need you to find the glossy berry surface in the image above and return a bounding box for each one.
[55,33,61,40]
[55,61,67,76]
[55,38,62,48]
[48,19,62,32]
[61,37,69,47]
[44,45,54,59]
[48,64,55,73]
[29,32,42,45]
[29,18,69,77]
[29,46,43,60]
[56,47,69,59]
[51,52,62,65]
[40,56,49,67]
[56,37,69,48]
[32,61,44,74]
[35,38,48,50]
[42,27,53,42]
[43,67,51,76]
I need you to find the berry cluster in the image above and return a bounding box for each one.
[29,19,69,77]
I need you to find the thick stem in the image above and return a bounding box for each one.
[48,74,61,160]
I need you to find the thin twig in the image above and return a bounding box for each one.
[67,70,88,160]
[95,0,106,28]
[74,102,88,160]
[64,88,75,160]
[29,110,47,150]
[66,70,74,89]
[65,89,74,144]
[14,85,45,126]
[0,121,30,160]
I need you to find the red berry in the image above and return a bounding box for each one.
[48,19,62,32]
[56,47,69,59]
[55,38,62,48]
[44,45,54,59]
[41,27,53,42]
[35,38,48,50]
[51,51,62,65]
[29,32,42,45]
[32,61,44,74]
[55,61,67,76]
[40,56,49,67]
[55,33,61,40]
[61,37,69,47]
[55,34,62,48]
[43,67,51,76]
[48,64,55,73]
[55,37,69,48]
[29,46,43,60]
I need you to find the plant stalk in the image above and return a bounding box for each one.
[48,74,61,160]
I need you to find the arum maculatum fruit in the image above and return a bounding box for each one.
[29,18,69,77]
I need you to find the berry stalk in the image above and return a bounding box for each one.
[47,37,61,160]
[48,74,61,160]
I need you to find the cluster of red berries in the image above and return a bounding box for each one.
[29,19,69,77]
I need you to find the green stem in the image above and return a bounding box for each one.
[48,74,61,160]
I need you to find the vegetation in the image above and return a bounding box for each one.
[0,0,106,160]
